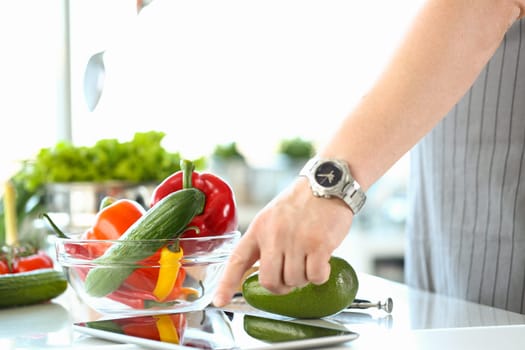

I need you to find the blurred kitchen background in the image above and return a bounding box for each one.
[0,0,425,282]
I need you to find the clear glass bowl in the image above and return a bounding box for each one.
[55,231,240,315]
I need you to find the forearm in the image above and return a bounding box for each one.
[321,0,524,190]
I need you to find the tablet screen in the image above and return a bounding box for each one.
[74,308,358,350]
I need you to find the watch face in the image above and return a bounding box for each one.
[314,161,343,188]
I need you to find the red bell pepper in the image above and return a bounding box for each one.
[150,160,238,238]
[105,265,191,309]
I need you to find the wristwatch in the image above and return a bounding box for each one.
[300,157,366,214]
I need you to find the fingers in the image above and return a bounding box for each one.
[258,250,293,295]
[213,234,259,307]
[306,252,331,285]
[260,250,331,293]
[283,253,308,288]
[259,233,332,293]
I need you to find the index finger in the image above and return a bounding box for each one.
[212,233,259,307]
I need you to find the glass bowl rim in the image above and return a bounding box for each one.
[54,230,241,244]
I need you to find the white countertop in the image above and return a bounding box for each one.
[1,273,524,350]
[334,274,525,349]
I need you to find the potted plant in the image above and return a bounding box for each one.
[277,137,316,162]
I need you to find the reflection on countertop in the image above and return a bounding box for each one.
[1,273,524,349]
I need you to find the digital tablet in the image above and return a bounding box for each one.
[74,308,358,350]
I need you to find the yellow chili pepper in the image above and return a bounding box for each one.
[153,245,183,301]
[154,315,180,344]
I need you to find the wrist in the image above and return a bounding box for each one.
[299,157,367,215]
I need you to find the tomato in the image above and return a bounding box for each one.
[0,260,9,274]
[13,251,54,273]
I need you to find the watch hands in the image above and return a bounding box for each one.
[317,171,335,184]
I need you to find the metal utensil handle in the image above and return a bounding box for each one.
[349,297,393,313]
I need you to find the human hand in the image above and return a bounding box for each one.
[212,177,353,307]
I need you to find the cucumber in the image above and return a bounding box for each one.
[0,268,68,308]
[84,188,205,297]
